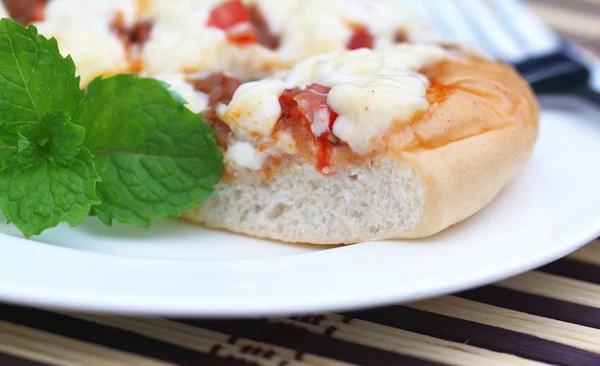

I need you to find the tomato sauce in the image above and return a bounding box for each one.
[193,67,453,176]
[292,84,340,174]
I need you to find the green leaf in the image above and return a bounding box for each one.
[77,74,224,227]
[16,112,86,164]
[0,112,100,237]
[0,19,83,145]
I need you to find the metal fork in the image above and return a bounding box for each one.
[414,0,600,105]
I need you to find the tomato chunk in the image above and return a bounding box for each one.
[294,84,339,175]
[207,0,258,45]
[293,84,337,129]
[347,26,374,50]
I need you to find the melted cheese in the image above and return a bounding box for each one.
[140,0,222,24]
[139,0,437,79]
[43,0,138,29]
[342,0,441,44]
[34,23,128,85]
[328,74,429,154]
[140,0,278,77]
[0,2,8,19]
[31,0,136,85]
[285,44,449,154]
[153,73,209,113]
[142,22,227,75]
[273,130,297,155]
[255,0,440,64]
[248,0,301,35]
[276,0,351,62]
[225,141,266,170]
[218,78,285,138]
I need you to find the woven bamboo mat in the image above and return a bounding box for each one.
[2,1,600,366]
[2,241,600,365]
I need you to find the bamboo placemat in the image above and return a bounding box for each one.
[1,1,600,366]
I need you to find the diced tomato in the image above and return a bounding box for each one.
[293,84,337,128]
[293,84,339,175]
[278,89,304,120]
[347,26,374,50]
[207,0,258,45]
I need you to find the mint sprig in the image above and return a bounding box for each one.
[0,19,224,237]
[79,75,223,227]
[1,112,101,237]
[0,19,83,145]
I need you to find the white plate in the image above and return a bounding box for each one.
[0,96,599,317]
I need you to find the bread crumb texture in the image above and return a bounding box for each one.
[182,157,423,244]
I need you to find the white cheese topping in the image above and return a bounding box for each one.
[142,22,227,75]
[218,78,285,138]
[328,74,429,154]
[140,0,278,78]
[248,0,441,64]
[42,0,138,30]
[139,0,438,78]
[285,44,449,154]
[153,73,209,113]
[273,131,297,155]
[140,0,222,24]
[34,22,128,85]
[225,141,266,170]
[0,2,8,19]
[31,0,136,85]
[275,0,352,62]
[341,0,442,45]
[248,0,300,35]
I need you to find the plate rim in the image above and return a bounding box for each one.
[1,98,600,317]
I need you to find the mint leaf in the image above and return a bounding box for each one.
[0,113,100,238]
[77,74,223,227]
[17,112,86,164]
[0,19,83,145]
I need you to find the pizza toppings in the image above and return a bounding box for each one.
[18,0,139,85]
[130,21,154,46]
[395,30,408,43]
[188,44,450,174]
[247,4,280,49]
[3,0,47,26]
[294,84,340,174]
[207,0,258,45]
[347,26,374,50]
[154,73,210,113]
[188,73,242,105]
[1,0,447,175]
[217,78,285,138]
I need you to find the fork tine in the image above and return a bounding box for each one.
[454,0,526,62]
[490,0,561,57]
[420,0,486,51]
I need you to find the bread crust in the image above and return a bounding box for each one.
[392,56,539,238]
[183,55,539,244]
